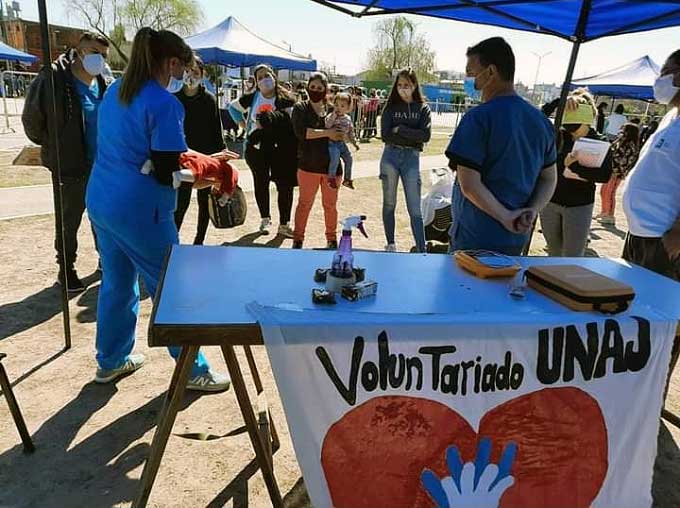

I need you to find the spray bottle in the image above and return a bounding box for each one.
[327,215,367,292]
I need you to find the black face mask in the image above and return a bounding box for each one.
[308,89,326,103]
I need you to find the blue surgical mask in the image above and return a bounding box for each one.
[166,75,184,94]
[464,76,481,102]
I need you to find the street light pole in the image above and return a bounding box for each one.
[531,51,552,104]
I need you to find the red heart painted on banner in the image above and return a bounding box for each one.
[321,388,608,508]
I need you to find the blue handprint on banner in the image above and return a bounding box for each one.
[421,438,517,508]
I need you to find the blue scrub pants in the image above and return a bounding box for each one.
[88,193,210,376]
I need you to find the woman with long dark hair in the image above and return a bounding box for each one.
[228,64,297,237]
[379,68,432,253]
[174,55,225,244]
[597,123,640,225]
[291,72,345,249]
[86,28,231,390]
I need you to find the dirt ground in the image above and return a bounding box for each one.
[0,170,679,508]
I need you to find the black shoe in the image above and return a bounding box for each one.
[326,241,338,250]
[57,268,86,293]
[292,240,303,249]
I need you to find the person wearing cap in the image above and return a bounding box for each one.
[540,90,613,257]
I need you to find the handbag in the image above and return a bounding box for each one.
[207,186,247,229]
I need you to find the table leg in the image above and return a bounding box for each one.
[134,345,198,508]
[662,336,680,429]
[243,345,281,453]
[222,345,283,508]
[0,361,34,454]
[243,345,264,393]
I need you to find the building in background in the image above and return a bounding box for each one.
[531,83,561,105]
[0,1,86,70]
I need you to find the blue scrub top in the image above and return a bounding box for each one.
[446,95,556,252]
[88,79,187,222]
[74,78,101,164]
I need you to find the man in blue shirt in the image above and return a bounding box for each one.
[23,33,110,291]
[446,37,557,255]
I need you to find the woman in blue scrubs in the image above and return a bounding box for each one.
[86,27,231,391]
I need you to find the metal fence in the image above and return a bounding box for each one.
[0,70,37,133]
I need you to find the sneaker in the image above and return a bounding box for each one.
[278,224,295,238]
[594,213,605,221]
[57,268,86,293]
[600,216,616,225]
[95,354,145,383]
[292,240,303,249]
[187,370,231,392]
[327,240,338,250]
[385,243,397,253]
[259,218,272,235]
[342,179,355,189]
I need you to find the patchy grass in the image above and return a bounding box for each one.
[0,165,51,188]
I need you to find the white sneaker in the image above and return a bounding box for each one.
[259,218,272,234]
[278,224,295,238]
[600,216,616,225]
[187,370,231,392]
[385,243,397,253]
[95,354,145,383]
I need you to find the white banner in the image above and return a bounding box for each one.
[249,305,675,508]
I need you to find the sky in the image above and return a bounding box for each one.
[19,0,680,86]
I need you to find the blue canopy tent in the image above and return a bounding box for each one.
[571,55,661,101]
[185,16,317,70]
[0,40,38,64]
[309,0,680,123]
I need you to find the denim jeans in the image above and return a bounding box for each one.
[380,145,425,252]
[328,140,353,181]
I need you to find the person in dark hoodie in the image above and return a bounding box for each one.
[228,64,298,238]
[540,91,612,257]
[380,68,432,253]
[22,32,110,292]
[173,56,225,244]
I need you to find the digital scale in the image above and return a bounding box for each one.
[454,250,522,279]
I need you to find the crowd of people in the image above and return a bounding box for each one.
[20,26,680,385]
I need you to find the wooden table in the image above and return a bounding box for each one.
[133,246,680,508]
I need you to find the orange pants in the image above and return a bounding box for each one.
[599,176,623,217]
[294,169,341,243]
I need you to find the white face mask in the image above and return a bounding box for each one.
[653,73,680,105]
[398,87,413,101]
[82,53,105,76]
[184,75,201,89]
[258,77,275,94]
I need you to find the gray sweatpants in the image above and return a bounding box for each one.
[540,202,594,257]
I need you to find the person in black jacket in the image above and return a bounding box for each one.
[379,68,432,253]
[22,32,110,291]
[173,56,225,244]
[596,102,608,134]
[228,64,298,237]
[540,92,613,257]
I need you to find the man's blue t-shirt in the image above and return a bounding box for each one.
[74,78,102,164]
[87,79,187,223]
[446,95,556,254]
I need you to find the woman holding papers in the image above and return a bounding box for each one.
[540,92,612,257]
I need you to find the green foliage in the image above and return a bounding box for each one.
[365,16,437,83]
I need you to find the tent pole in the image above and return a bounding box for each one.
[38,0,71,350]
[524,0,591,256]
[553,40,582,130]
